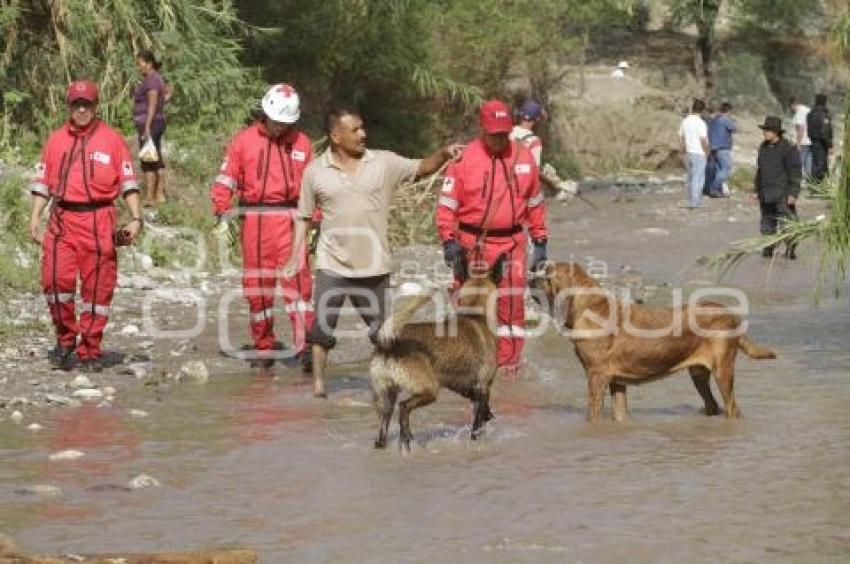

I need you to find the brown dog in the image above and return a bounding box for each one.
[531,261,776,422]
[370,263,502,450]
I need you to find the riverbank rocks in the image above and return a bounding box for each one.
[121,324,141,337]
[179,360,209,384]
[15,484,63,497]
[70,375,93,389]
[48,449,84,461]
[129,473,161,489]
[45,394,77,407]
[72,388,104,402]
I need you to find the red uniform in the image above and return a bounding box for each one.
[436,138,547,367]
[210,123,315,354]
[31,119,139,360]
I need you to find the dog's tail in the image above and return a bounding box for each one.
[738,335,776,359]
[376,284,439,350]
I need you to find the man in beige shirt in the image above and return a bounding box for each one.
[285,103,461,397]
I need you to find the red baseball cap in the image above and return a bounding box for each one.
[479,99,512,134]
[66,80,99,104]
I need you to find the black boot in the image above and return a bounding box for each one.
[49,345,76,371]
[249,354,275,369]
[80,357,104,373]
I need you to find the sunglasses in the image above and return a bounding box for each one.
[69,100,96,111]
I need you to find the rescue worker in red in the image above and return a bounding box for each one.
[210,84,315,370]
[29,80,142,372]
[436,99,549,377]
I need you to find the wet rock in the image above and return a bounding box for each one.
[121,324,140,337]
[179,360,209,384]
[45,394,75,407]
[10,410,23,424]
[71,388,104,402]
[15,484,63,497]
[129,473,161,489]
[171,339,195,356]
[70,375,93,389]
[117,273,156,290]
[129,409,149,418]
[123,362,151,379]
[133,252,155,271]
[88,483,132,493]
[49,449,85,461]
[27,423,42,432]
[10,397,31,408]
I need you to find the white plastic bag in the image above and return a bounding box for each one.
[139,137,159,163]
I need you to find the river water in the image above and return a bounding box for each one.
[1,190,848,562]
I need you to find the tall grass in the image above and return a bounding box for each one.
[0,171,39,291]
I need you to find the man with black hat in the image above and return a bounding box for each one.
[806,93,833,183]
[754,116,801,258]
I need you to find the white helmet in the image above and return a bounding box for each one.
[261,83,300,123]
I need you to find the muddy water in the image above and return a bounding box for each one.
[2,190,849,562]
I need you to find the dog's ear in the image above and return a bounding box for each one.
[490,253,506,286]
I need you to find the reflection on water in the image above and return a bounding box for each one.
[0,308,848,563]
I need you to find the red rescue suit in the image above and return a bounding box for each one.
[436,138,547,367]
[210,123,315,354]
[31,120,139,360]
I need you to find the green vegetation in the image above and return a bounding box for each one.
[0,0,846,297]
[0,172,38,291]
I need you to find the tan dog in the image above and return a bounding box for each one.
[370,263,502,450]
[532,262,776,422]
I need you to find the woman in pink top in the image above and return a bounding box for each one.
[133,50,168,205]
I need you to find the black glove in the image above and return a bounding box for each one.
[531,239,547,271]
[442,239,467,280]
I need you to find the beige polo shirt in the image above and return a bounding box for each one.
[298,149,420,277]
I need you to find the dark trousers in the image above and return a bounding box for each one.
[306,269,390,349]
[810,141,829,183]
[760,200,797,256]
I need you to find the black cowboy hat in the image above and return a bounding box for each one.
[757,115,784,134]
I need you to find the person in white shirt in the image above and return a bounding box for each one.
[790,98,812,178]
[678,99,710,208]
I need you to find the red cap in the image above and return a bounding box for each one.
[479,99,512,134]
[66,80,98,104]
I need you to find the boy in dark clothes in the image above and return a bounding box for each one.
[755,116,802,259]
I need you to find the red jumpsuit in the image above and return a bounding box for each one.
[210,123,315,354]
[436,138,547,367]
[30,120,139,360]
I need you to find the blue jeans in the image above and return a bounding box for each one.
[686,153,706,207]
[710,149,734,193]
[799,144,812,178]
